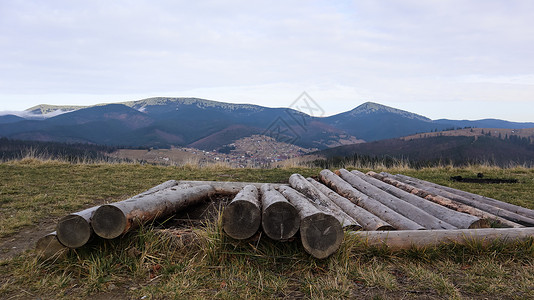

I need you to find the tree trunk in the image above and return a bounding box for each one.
[396,174,534,220]
[378,172,522,228]
[338,169,454,230]
[279,186,343,259]
[222,185,261,240]
[362,171,484,229]
[289,173,361,230]
[260,184,300,241]
[35,232,68,260]
[319,169,424,230]
[306,178,394,231]
[395,174,534,227]
[177,180,287,195]
[351,227,534,250]
[56,180,181,248]
[92,184,215,239]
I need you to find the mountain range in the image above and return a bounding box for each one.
[0,97,533,150]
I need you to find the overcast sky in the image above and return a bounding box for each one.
[1,0,533,121]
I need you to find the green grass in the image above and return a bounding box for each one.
[1,160,534,299]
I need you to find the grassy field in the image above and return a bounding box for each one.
[0,159,533,299]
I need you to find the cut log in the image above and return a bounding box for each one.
[92,184,215,239]
[222,185,261,240]
[35,232,68,260]
[57,206,100,248]
[57,180,181,247]
[351,227,534,250]
[279,186,343,259]
[395,174,534,220]
[361,171,484,229]
[289,173,361,230]
[338,169,454,230]
[394,174,534,227]
[378,172,521,228]
[319,169,424,230]
[260,184,300,240]
[177,180,287,195]
[307,178,394,231]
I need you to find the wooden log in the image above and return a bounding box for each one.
[222,185,261,240]
[56,180,181,248]
[92,184,215,239]
[307,178,394,231]
[395,174,534,220]
[279,186,343,259]
[351,227,534,250]
[319,169,424,230]
[338,169,454,230]
[378,172,521,228]
[289,173,361,230]
[35,232,68,260]
[361,171,484,229]
[177,180,287,195]
[260,184,300,240]
[395,174,534,227]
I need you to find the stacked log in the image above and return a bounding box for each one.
[319,169,424,230]
[288,174,361,230]
[222,185,261,240]
[35,232,68,260]
[278,186,344,259]
[395,174,534,227]
[260,184,300,241]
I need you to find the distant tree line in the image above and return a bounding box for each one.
[0,138,122,163]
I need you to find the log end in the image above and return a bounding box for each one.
[222,200,261,240]
[300,213,343,259]
[375,224,396,231]
[92,205,127,239]
[468,218,490,229]
[262,201,300,241]
[35,234,68,260]
[57,214,92,248]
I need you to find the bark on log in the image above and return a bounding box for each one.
[222,185,261,240]
[307,178,394,231]
[260,184,300,241]
[378,172,521,228]
[351,227,534,250]
[289,173,361,230]
[338,169,454,230]
[395,174,534,220]
[92,184,215,239]
[279,186,343,259]
[361,171,484,229]
[319,169,423,230]
[56,180,181,248]
[394,174,534,227]
[177,180,287,195]
[35,232,68,260]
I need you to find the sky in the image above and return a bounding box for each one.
[1,0,533,121]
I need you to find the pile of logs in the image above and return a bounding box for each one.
[36,169,534,260]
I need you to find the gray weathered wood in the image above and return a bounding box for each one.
[260,184,300,241]
[394,174,534,226]
[319,169,424,230]
[307,178,394,231]
[279,186,343,259]
[360,171,483,229]
[92,184,215,239]
[352,227,534,250]
[222,185,261,240]
[395,174,534,220]
[57,180,181,247]
[289,173,361,230]
[338,169,454,230]
[35,232,68,260]
[378,172,521,228]
[177,180,287,195]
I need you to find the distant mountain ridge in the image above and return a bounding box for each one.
[1,97,532,149]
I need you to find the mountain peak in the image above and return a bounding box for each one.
[348,102,430,121]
